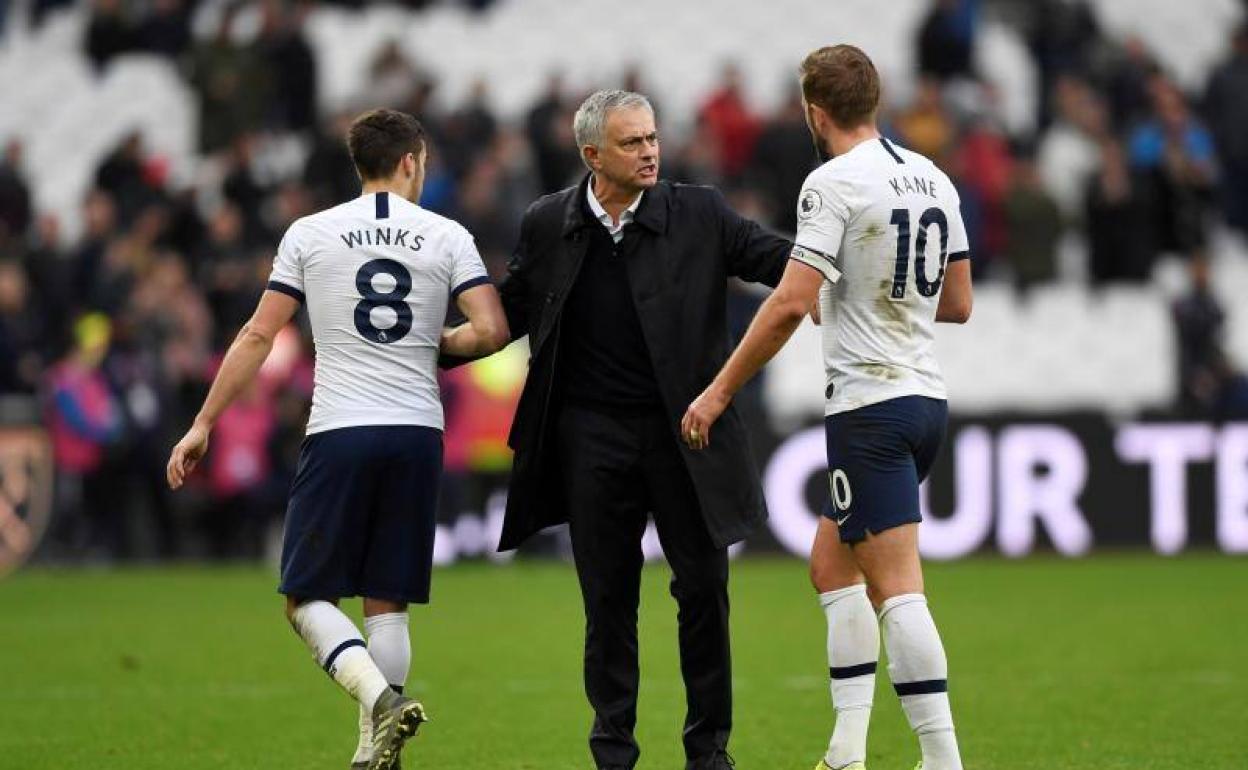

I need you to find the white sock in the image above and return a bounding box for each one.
[289,600,390,713]
[880,594,963,770]
[354,613,411,762]
[819,584,878,769]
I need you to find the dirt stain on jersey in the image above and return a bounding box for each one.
[854,222,886,245]
[874,279,912,339]
[862,362,901,381]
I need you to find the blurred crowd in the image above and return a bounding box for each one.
[1,0,1247,561]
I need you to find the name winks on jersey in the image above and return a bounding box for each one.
[339,227,426,251]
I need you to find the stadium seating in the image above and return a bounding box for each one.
[0,7,196,242]
[1,0,1245,419]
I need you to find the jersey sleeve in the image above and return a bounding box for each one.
[946,186,970,262]
[267,224,305,303]
[449,228,491,299]
[792,171,851,283]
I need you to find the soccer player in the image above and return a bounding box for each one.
[166,109,508,770]
[680,46,972,770]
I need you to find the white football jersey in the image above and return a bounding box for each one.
[790,137,969,416]
[268,191,489,434]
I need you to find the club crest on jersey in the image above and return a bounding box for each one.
[798,189,823,220]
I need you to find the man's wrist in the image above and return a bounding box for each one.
[708,379,735,405]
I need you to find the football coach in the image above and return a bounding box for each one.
[449,89,790,769]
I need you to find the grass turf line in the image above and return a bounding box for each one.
[0,555,1245,768]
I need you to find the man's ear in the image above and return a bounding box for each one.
[581,145,599,172]
[806,103,826,135]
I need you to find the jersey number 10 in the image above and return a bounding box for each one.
[888,207,948,301]
[354,258,413,344]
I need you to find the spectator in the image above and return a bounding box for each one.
[159,188,208,259]
[362,41,425,110]
[1001,155,1061,289]
[1128,78,1216,255]
[896,77,955,161]
[1084,139,1155,284]
[0,260,46,396]
[105,313,180,558]
[190,5,264,154]
[747,86,816,232]
[136,0,191,59]
[698,62,761,180]
[1037,76,1109,220]
[128,253,213,396]
[91,205,166,315]
[197,204,257,342]
[1172,257,1228,416]
[304,112,361,209]
[69,190,118,312]
[0,141,31,241]
[1204,23,1248,234]
[456,153,518,274]
[662,119,720,186]
[941,149,987,272]
[85,0,136,71]
[201,378,278,558]
[439,78,499,179]
[1103,36,1161,131]
[21,215,74,349]
[45,313,125,558]
[220,134,271,245]
[94,132,163,226]
[621,65,657,117]
[954,106,1013,263]
[525,72,580,194]
[254,0,319,134]
[1025,0,1101,129]
[917,0,978,82]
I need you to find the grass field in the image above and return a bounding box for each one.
[1,554,1246,769]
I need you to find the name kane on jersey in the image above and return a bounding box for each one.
[789,137,970,416]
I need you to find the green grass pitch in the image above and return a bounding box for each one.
[1,554,1245,769]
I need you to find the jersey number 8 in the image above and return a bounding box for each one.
[888,207,949,300]
[354,258,413,344]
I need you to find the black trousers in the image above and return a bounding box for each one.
[557,404,732,769]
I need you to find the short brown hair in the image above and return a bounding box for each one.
[347,109,427,181]
[799,45,881,129]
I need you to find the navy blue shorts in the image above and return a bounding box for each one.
[278,425,443,604]
[823,396,948,544]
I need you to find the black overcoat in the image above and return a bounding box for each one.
[493,175,791,550]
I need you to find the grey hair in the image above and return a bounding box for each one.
[572,89,654,168]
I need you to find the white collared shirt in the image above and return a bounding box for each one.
[587,182,644,244]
